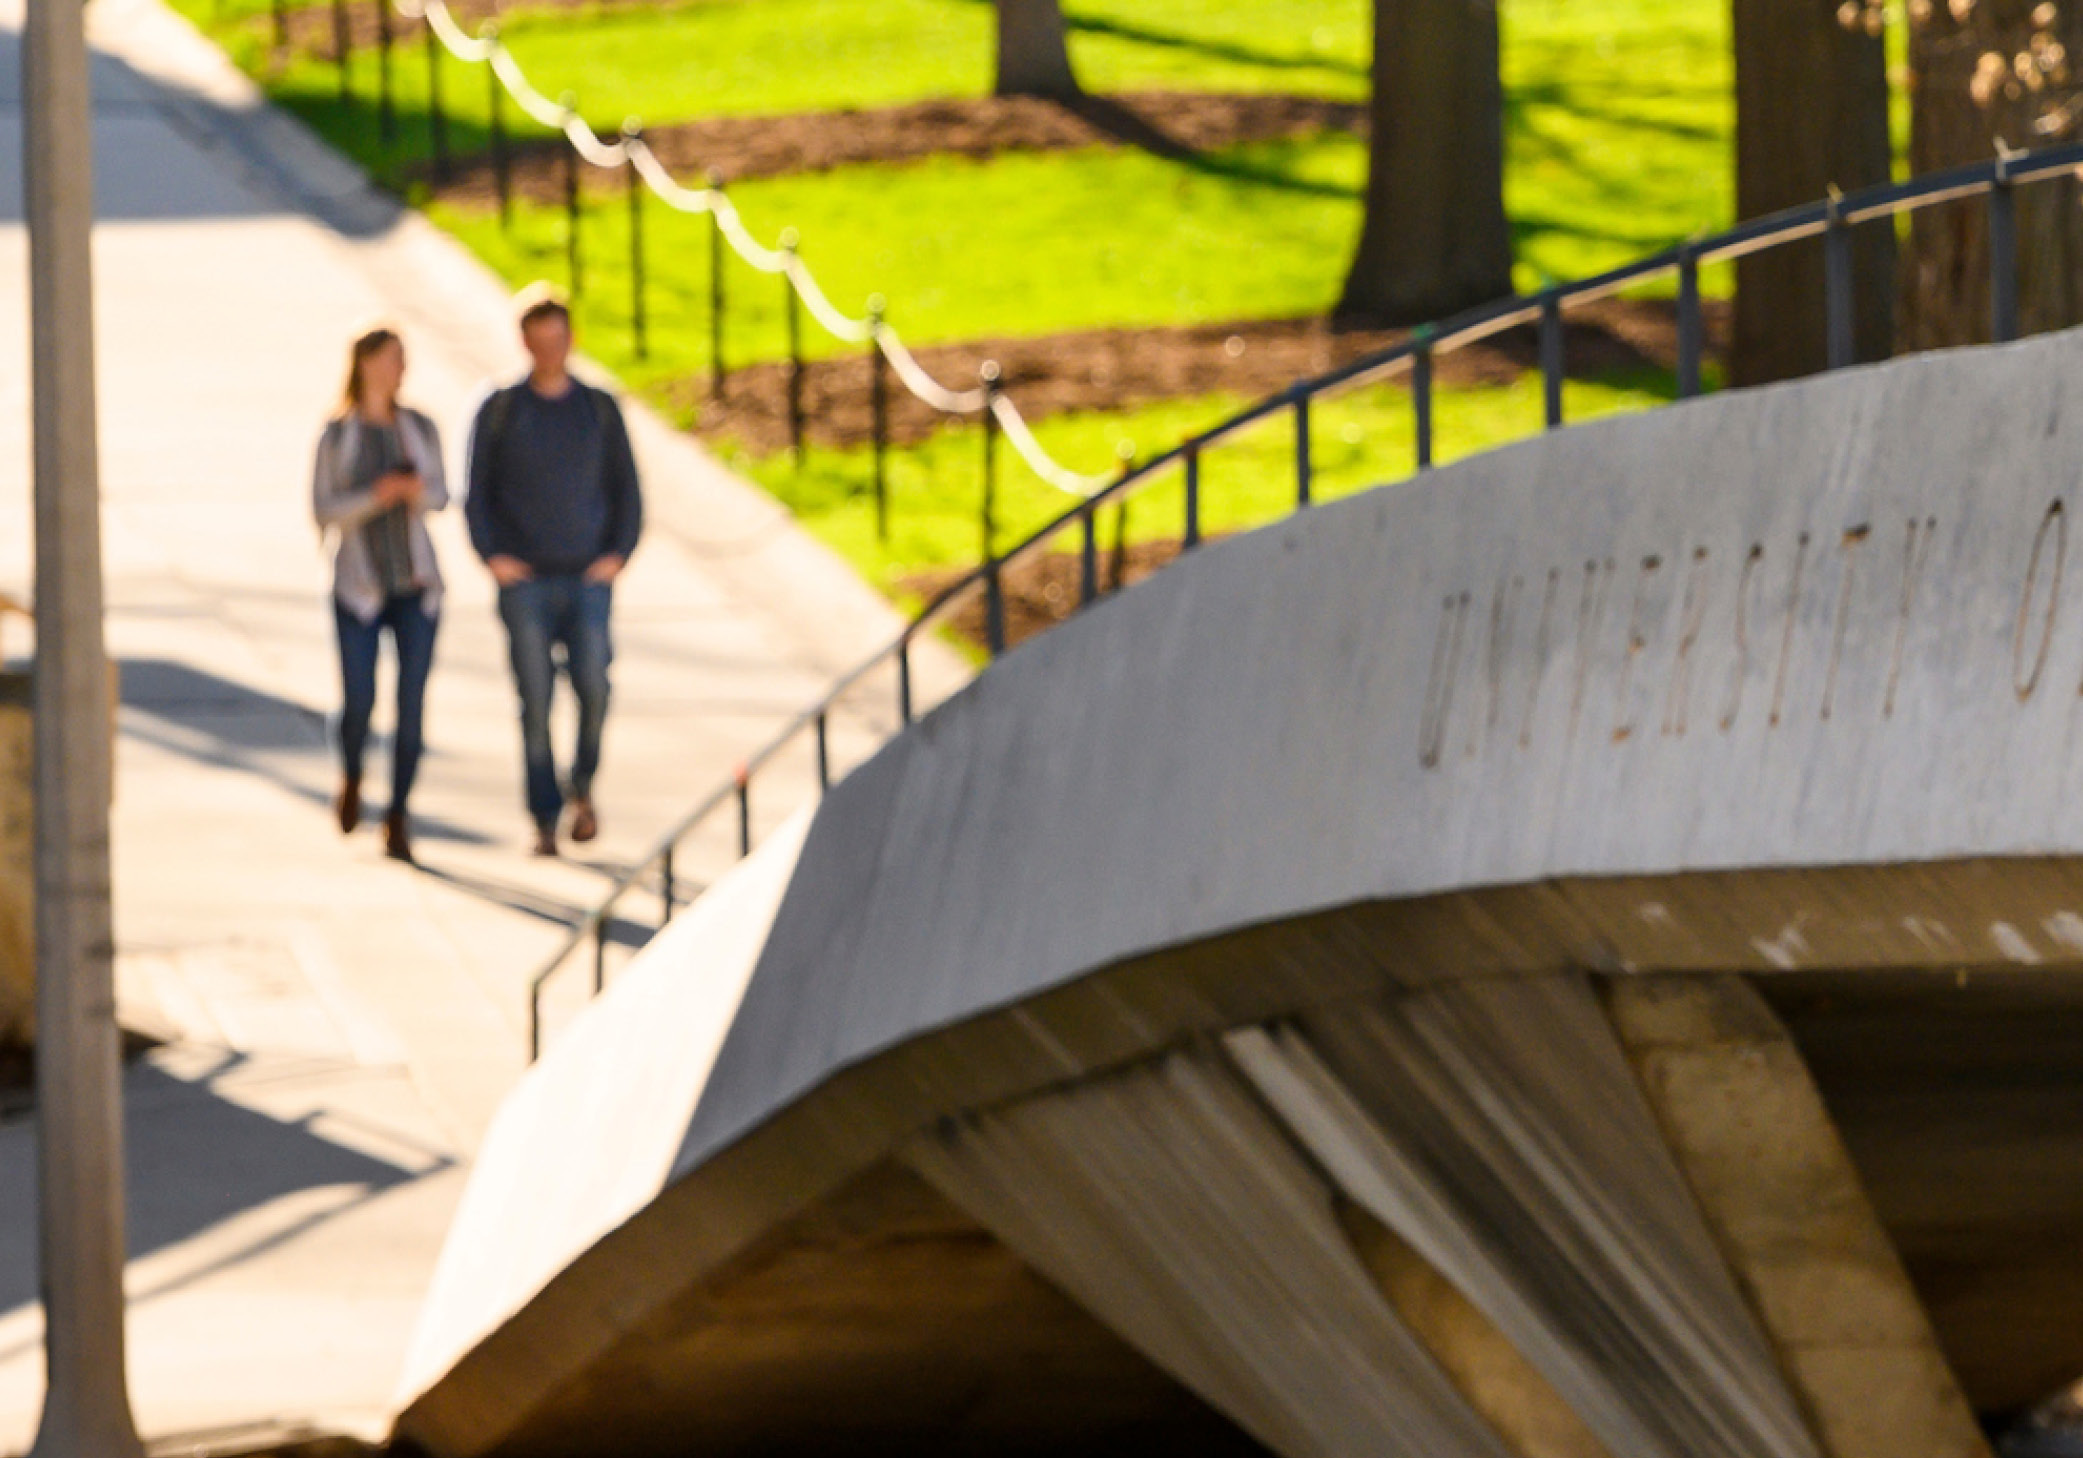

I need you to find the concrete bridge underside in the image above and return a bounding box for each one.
[394,330,2083,1458]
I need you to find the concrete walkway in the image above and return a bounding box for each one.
[0,2,964,1448]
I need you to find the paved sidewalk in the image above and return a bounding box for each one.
[0,2,965,1448]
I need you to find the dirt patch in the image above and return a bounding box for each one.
[904,536,1203,654]
[669,296,1732,456]
[417,90,1365,201]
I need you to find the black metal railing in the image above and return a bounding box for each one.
[519,140,2083,1059]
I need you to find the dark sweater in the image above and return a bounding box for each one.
[465,381,643,576]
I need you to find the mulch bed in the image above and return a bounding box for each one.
[670,296,1733,456]
[417,90,1365,201]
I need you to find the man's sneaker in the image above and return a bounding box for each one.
[570,797,599,844]
[531,822,558,857]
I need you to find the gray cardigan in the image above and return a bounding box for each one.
[313,407,449,623]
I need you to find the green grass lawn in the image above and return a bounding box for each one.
[173,0,1372,176]
[730,367,1686,593]
[174,0,1745,592]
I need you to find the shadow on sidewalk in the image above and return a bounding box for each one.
[117,657,496,848]
[0,1051,448,1320]
[0,28,400,236]
[411,861,655,950]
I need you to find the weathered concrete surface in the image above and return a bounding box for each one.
[397,327,2083,1454]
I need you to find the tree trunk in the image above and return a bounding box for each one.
[1337,0,1511,326]
[995,0,1080,99]
[1901,0,2083,351]
[1730,0,1894,385]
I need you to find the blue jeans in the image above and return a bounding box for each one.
[334,593,439,813]
[497,576,613,827]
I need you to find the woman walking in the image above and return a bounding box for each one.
[312,325,448,863]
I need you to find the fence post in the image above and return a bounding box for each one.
[735,771,752,858]
[1540,292,1564,429]
[486,30,510,231]
[625,123,646,361]
[592,918,606,996]
[332,0,350,103]
[815,711,831,791]
[1677,245,1702,398]
[1412,332,1434,470]
[897,638,914,724]
[868,296,889,544]
[376,0,394,149]
[708,171,727,401]
[782,228,804,468]
[562,100,582,297]
[1293,391,1312,507]
[979,361,1000,561]
[1183,442,1201,550]
[1989,153,2019,344]
[425,18,449,182]
[1824,190,1853,370]
[660,845,676,924]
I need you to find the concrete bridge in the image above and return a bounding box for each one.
[389,326,2083,1458]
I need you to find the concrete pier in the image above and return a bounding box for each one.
[393,323,2083,1455]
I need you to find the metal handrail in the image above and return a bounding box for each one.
[521,142,2083,1059]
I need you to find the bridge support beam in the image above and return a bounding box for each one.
[904,1047,1521,1458]
[1602,975,1992,1458]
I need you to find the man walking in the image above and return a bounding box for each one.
[467,292,643,856]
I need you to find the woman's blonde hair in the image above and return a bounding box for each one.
[339,326,403,416]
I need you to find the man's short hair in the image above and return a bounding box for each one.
[514,282,571,333]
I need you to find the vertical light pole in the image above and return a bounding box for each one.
[22,0,144,1452]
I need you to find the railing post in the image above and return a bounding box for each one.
[660,844,676,925]
[592,917,606,996]
[815,711,831,791]
[782,229,804,468]
[708,171,727,401]
[1110,441,1135,591]
[1079,502,1098,606]
[487,31,510,231]
[562,103,582,297]
[376,0,394,150]
[1677,245,1702,399]
[735,772,752,858]
[1989,154,2019,344]
[332,0,350,103]
[985,561,1007,657]
[1293,391,1312,507]
[868,297,889,544]
[1824,191,1854,371]
[425,17,449,183]
[625,124,646,361]
[1183,443,1201,550]
[1540,292,1564,429]
[1412,333,1434,470]
[897,638,914,724]
[979,361,1000,562]
[529,984,542,1062]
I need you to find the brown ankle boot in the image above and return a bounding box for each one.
[335,778,361,835]
[383,810,413,863]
